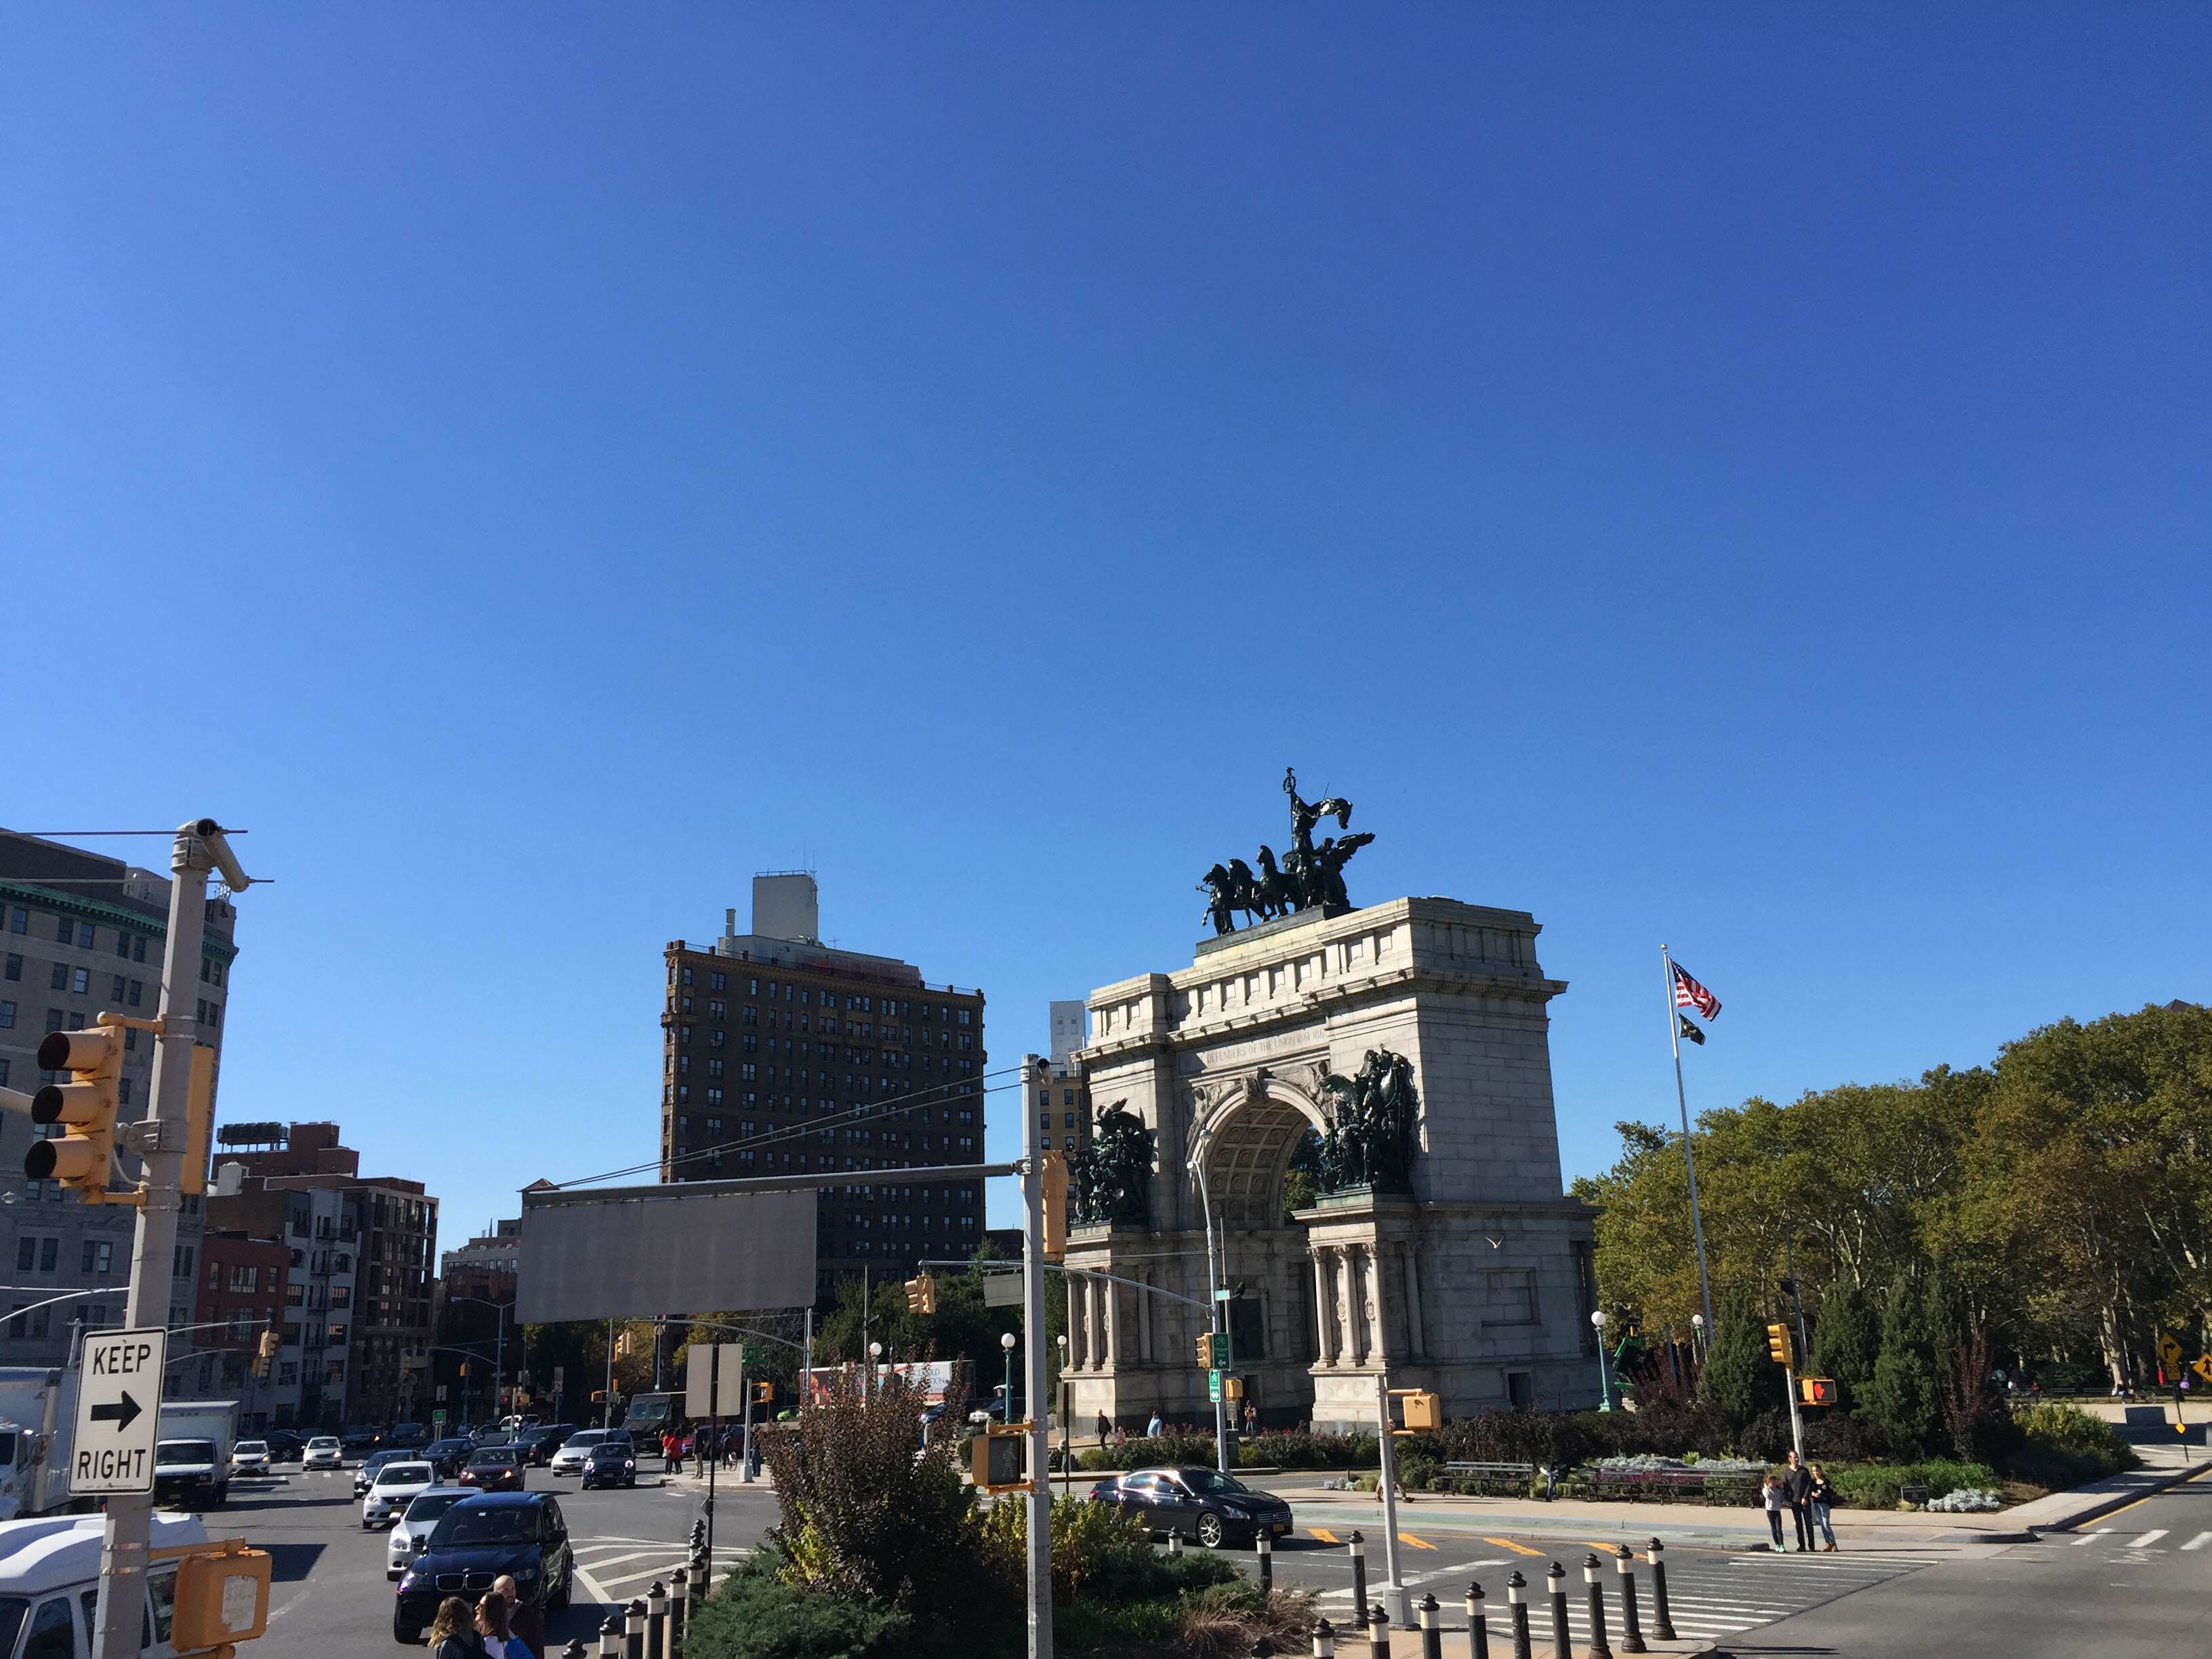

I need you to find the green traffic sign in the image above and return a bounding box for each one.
[1207,1369,1222,1403]
[430,1409,447,1425]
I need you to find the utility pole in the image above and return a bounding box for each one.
[94,821,251,1659]
[1019,1055,1054,1659]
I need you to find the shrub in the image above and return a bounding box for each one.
[2003,1401,2137,1489]
[683,1553,914,1659]
[1235,1429,1374,1469]
[1438,1408,1595,1469]
[1082,1433,1222,1471]
[974,1495,1157,1603]
[1802,1412,1887,1465]
[1826,1458,1998,1511]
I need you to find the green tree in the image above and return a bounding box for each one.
[1809,1281,1879,1404]
[1865,1279,1940,1454]
[1697,1288,1783,1430]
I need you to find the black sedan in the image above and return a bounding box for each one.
[422,1438,475,1479]
[1088,1465,1294,1549]
[457,1446,527,1493]
[578,1435,638,1490]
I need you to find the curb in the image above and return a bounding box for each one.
[2020,1457,2211,1538]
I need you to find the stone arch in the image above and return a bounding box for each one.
[1191,1071,1330,1229]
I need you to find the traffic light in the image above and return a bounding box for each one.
[905,1273,937,1315]
[752,1381,775,1406]
[180,1042,216,1197]
[1195,1332,1216,1370]
[1799,1376,1838,1406]
[28,1019,125,1199]
[1399,1389,1442,1431]
[1765,1323,1797,1368]
[254,1328,279,1379]
[1040,1150,1068,1260]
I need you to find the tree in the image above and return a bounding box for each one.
[1864,1279,1940,1454]
[1697,1288,1784,1431]
[1810,1281,1879,1404]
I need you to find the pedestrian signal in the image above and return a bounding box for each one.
[27,1018,127,1199]
[1765,1323,1796,1368]
[1799,1376,1838,1406]
[752,1382,774,1406]
[905,1273,936,1315]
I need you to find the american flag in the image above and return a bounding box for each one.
[1672,962,1721,1022]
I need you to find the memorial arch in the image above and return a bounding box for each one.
[1056,895,1601,1435]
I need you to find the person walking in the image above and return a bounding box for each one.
[662,1430,680,1475]
[1807,1463,1840,1551]
[1781,1451,1815,1552]
[427,1598,478,1659]
[1145,1410,1163,1439]
[1759,1475,1786,1550]
[1096,1410,1111,1444]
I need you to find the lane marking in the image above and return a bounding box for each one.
[1397,1533,1437,1551]
[2127,1529,2169,1550]
[2181,1531,2212,1551]
[1308,1528,1340,1544]
[2095,1460,2212,1523]
[1483,1536,1544,1557]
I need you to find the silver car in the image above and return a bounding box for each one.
[386,1486,474,1578]
[302,1435,344,1471]
[548,1429,611,1477]
[362,1460,438,1528]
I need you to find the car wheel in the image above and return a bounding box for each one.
[1196,1513,1225,1549]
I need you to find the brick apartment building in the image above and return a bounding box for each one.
[197,1231,290,1432]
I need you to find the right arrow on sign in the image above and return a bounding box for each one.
[90,1392,142,1433]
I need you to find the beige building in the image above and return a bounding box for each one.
[661,875,986,1285]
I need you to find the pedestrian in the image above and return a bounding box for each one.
[1146,1410,1163,1439]
[474,1591,518,1659]
[493,1574,546,1659]
[1759,1475,1786,1550]
[1097,1410,1111,1444]
[1806,1464,1839,1552]
[427,1597,477,1659]
[662,1430,680,1474]
[1242,1402,1257,1437]
[693,1429,710,1477]
[1781,1451,1815,1552]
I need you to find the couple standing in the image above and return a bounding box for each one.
[1761,1451,1839,1551]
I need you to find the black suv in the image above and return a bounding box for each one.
[392,1491,573,1643]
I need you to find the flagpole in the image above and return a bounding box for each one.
[1662,945,1718,1339]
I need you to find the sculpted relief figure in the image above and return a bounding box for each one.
[1316,1047,1420,1194]
[1070,1100,1154,1227]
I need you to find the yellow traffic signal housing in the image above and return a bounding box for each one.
[1799,1376,1837,1406]
[1766,1323,1797,1368]
[255,1327,280,1379]
[1195,1332,1216,1370]
[752,1381,774,1406]
[180,1042,215,1197]
[1400,1390,1441,1431]
[905,1273,937,1315]
[1222,1376,1244,1401]
[1040,1151,1069,1260]
[28,1019,125,1200]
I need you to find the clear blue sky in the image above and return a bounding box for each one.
[5,9,2205,1250]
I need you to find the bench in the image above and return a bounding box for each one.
[1440,1460,1538,1494]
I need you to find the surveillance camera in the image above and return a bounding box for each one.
[193,824,254,893]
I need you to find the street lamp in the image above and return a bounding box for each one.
[1185,1151,1231,1474]
[1057,1334,1070,1491]
[1591,1309,1620,1411]
[867,1340,882,1401]
[1000,1331,1017,1422]
[1689,1311,1706,1365]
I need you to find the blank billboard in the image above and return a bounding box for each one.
[518,1185,817,1323]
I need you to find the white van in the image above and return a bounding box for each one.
[0,1511,207,1656]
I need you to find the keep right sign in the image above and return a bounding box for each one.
[72,1327,167,1495]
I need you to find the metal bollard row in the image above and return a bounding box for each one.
[1369,1603,1392,1658]
[1645,1539,1675,1643]
[1466,1581,1490,1659]
[1582,1555,1613,1659]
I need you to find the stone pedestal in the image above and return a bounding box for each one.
[1066,897,1600,1433]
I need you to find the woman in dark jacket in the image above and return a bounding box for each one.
[427,1597,477,1659]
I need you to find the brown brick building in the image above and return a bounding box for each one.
[196,1231,289,1432]
[661,876,987,1286]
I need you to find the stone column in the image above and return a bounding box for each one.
[1334,1246,1359,1367]
[1081,1275,1100,1370]
[1102,1275,1119,1368]
[1310,1248,1334,1365]
[1361,1244,1386,1366]
[1136,1269,1153,1364]
[1399,1244,1426,1362]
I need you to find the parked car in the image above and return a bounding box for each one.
[521,1424,577,1466]
[392,1491,575,1644]
[303,1436,345,1471]
[1088,1465,1294,1550]
[422,1437,474,1479]
[458,1446,527,1493]
[229,1440,272,1477]
[577,1435,637,1490]
[342,1427,382,1456]
[363,1459,439,1528]
[356,1449,409,1498]
[548,1429,611,1477]
[263,1430,308,1463]
[386,1486,474,1578]
[386,1422,429,1450]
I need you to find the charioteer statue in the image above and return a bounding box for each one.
[1199,768,1376,935]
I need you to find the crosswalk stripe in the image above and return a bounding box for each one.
[1483,1536,1545,1557]
[1397,1533,1437,1551]
[2181,1532,2212,1551]
[2127,1530,2169,1550]
[2068,1530,2110,1546]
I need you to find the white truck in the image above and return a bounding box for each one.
[151,1401,239,1511]
[0,1368,81,1521]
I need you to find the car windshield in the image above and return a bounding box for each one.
[236,1442,268,1454]
[430,1507,543,1548]
[1181,1470,1250,1496]
[563,1433,605,1452]
[472,1449,520,1466]
[404,1492,470,1525]
[156,1441,216,1467]
[377,1464,433,1485]
[309,1438,339,1449]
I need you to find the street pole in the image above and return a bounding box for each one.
[1372,1372,1408,1626]
[95,821,243,1659]
[1660,946,1717,1338]
[605,1318,615,1429]
[1186,1153,1231,1474]
[1019,1055,1054,1659]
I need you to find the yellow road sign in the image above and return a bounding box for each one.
[2192,1354,2212,1386]
[2158,1334,2184,1369]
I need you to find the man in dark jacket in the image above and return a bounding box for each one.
[494,1574,546,1658]
[1781,1451,1815,1552]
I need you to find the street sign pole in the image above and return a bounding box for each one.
[1019,1055,1054,1659]
[96,823,241,1659]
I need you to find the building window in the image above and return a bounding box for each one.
[3,955,18,981]
[127,980,142,1007]
[132,936,146,963]
[1063,1113,1076,1128]
[38,1239,56,1272]
[710,972,726,991]
[0,1002,13,1030]
[83,1242,112,1274]
[78,923,94,949]
[49,964,66,991]
[7,908,24,934]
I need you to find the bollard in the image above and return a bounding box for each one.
[1581,1556,1612,1659]
[1349,1531,1368,1625]
[1259,1526,1274,1593]
[1170,1531,1185,1556]
[1465,1582,1490,1659]
[563,1642,588,1659]
[646,1580,668,1659]
[1315,1615,1338,1658]
[1643,1540,1675,1643]
[1612,1547,1644,1654]
[1505,1571,1532,1659]
[1418,1592,1443,1659]
[625,1597,648,1659]
[598,1613,623,1659]
[1370,1602,1393,1659]
[1546,1563,1570,1659]
[670,1567,689,1656]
